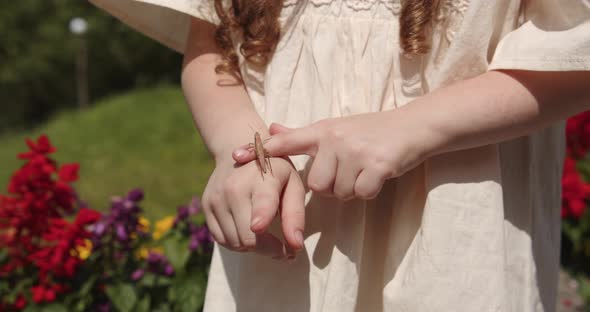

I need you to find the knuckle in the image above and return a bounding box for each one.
[206,193,223,211]
[371,160,393,178]
[223,178,243,196]
[326,126,345,141]
[308,178,330,193]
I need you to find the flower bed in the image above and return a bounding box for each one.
[562,112,590,305]
[0,135,213,311]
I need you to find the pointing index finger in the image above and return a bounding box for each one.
[265,123,318,157]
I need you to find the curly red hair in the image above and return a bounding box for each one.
[213,0,440,80]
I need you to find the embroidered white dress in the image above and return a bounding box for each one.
[89,0,590,311]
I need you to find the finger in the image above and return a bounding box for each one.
[226,183,257,250]
[253,232,291,260]
[250,179,282,234]
[353,169,387,200]
[307,148,337,194]
[280,170,306,251]
[264,124,318,157]
[211,198,242,249]
[232,143,256,164]
[333,157,362,201]
[202,204,226,245]
[269,122,293,135]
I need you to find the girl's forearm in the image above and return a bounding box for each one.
[181,18,267,162]
[404,70,590,158]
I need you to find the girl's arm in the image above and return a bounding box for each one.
[415,70,590,158]
[181,18,305,256]
[181,18,267,161]
[233,70,590,200]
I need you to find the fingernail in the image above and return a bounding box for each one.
[294,230,304,248]
[286,254,296,264]
[234,149,247,158]
[251,217,262,230]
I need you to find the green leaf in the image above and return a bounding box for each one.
[152,303,172,312]
[163,236,190,272]
[80,275,98,296]
[40,303,68,312]
[170,269,205,312]
[23,305,41,312]
[134,295,150,312]
[0,249,7,263]
[105,283,137,312]
[139,272,156,287]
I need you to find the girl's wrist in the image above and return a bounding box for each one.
[387,105,449,161]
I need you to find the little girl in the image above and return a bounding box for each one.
[90,0,590,311]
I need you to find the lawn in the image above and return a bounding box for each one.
[0,86,214,220]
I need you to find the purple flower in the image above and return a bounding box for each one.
[189,235,200,252]
[147,252,164,265]
[93,221,107,237]
[131,269,145,280]
[96,303,111,312]
[188,225,213,252]
[164,264,175,276]
[123,200,134,211]
[116,223,128,241]
[127,189,144,202]
[177,205,189,221]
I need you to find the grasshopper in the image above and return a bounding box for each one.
[247,131,273,179]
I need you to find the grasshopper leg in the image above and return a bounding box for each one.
[265,156,274,176]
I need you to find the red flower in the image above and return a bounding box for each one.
[58,164,80,183]
[562,157,590,219]
[0,135,99,299]
[18,135,56,160]
[29,208,101,279]
[566,112,590,158]
[31,285,46,303]
[14,294,26,310]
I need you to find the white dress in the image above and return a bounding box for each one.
[89,0,590,311]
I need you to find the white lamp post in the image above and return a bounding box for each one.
[69,17,89,110]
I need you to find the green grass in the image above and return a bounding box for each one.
[0,86,214,220]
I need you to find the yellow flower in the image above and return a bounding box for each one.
[153,216,175,240]
[136,246,163,259]
[132,216,151,240]
[138,217,150,232]
[71,239,93,260]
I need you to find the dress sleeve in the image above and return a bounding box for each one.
[89,0,220,54]
[488,0,590,71]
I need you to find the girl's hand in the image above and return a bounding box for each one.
[233,110,436,200]
[202,155,306,259]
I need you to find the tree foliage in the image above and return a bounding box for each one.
[0,0,182,132]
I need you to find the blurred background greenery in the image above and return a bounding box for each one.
[0,1,214,220]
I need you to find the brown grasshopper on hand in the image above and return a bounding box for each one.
[247,131,273,180]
